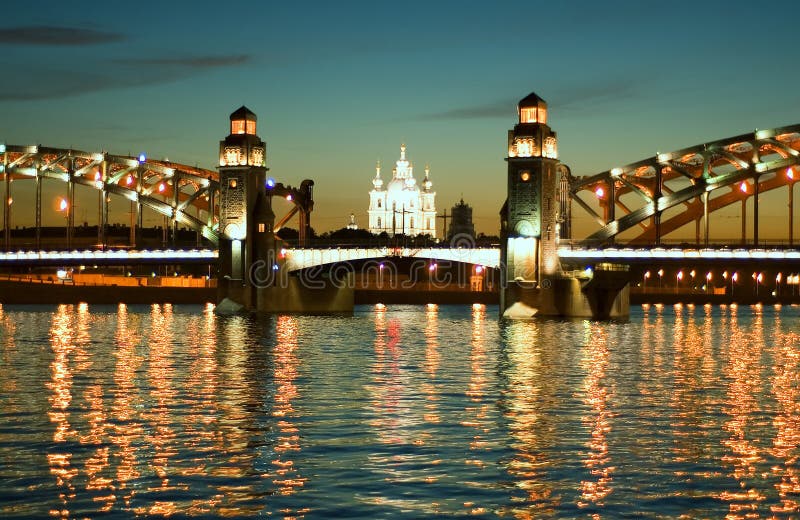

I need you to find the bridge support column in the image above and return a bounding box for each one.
[500,92,628,320]
[98,159,107,249]
[741,198,747,246]
[67,175,74,250]
[790,180,795,247]
[3,150,8,251]
[35,159,41,250]
[753,175,760,246]
[703,191,709,247]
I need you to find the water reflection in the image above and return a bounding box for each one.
[499,320,558,516]
[1,304,800,517]
[578,323,614,509]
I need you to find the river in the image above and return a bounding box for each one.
[0,303,798,518]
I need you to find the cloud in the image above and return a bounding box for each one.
[115,55,251,68]
[0,26,125,45]
[0,53,254,101]
[417,79,652,122]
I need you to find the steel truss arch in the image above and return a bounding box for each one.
[1,145,315,248]
[569,125,800,244]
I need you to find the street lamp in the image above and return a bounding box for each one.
[643,270,651,292]
[689,269,696,291]
[676,270,683,294]
[706,271,713,294]
[776,272,782,297]
[428,262,437,291]
[731,271,738,295]
[657,268,664,289]
[57,197,69,247]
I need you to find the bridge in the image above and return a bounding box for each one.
[0,144,313,250]
[1,99,799,314]
[2,125,798,254]
[568,125,800,246]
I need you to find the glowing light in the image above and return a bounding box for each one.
[126,174,134,186]
[428,263,437,272]
[272,264,279,271]
[58,198,68,212]
[706,272,712,281]
[723,270,728,279]
[677,270,683,281]
[776,272,782,283]
[657,269,664,277]
[379,262,385,269]
[732,272,738,282]
[520,171,530,182]
[584,267,594,277]
[158,183,166,193]
[266,177,276,188]
[757,273,763,283]
[610,167,623,177]
[595,187,605,199]
[56,269,67,279]
[286,194,293,202]
[740,181,748,193]
[788,168,795,180]
[138,153,146,163]
[644,270,650,279]
[375,303,386,310]
[475,265,483,274]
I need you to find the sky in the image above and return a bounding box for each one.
[3,0,800,238]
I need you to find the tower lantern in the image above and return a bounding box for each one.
[220,106,266,168]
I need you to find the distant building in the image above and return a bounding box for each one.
[368,144,436,237]
[447,198,476,240]
[346,213,358,230]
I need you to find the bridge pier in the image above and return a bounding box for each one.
[500,92,629,320]
[215,107,351,314]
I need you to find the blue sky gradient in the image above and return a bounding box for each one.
[3,0,800,236]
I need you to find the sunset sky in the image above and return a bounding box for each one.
[3,0,800,238]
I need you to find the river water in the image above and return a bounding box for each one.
[0,302,799,518]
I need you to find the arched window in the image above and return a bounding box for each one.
[377,199,382,208]
[377,217,382,228]
[410,217,415,229]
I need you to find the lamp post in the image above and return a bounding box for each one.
[643,270,650,293]
[776,272,782,297]
[731,272,738,295]
[676,270,683,294]
[706,271,713,294]
[689,270,696,291]
[428,262,437,291]
[657,269,664,290]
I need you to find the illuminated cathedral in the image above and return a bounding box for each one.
[368,144,436,237]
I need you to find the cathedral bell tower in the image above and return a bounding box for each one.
[217,106,274,310]
[501,92,561,316]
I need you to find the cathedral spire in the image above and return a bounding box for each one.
[423,164,432,191]
[372,160,383,190]
[400,143,406,161]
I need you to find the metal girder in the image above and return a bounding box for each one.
[571,125,800,244]
[2,144,223,246]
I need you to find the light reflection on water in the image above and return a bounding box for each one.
[0,303,799,517]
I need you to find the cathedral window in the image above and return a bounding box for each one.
[410,217,415,229]
[377,199,382,208]
[377,217,382,228]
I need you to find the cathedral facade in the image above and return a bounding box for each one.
[368,144,436,237]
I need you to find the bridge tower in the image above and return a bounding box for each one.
[217,106,274,310]
[501,92,629,319]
